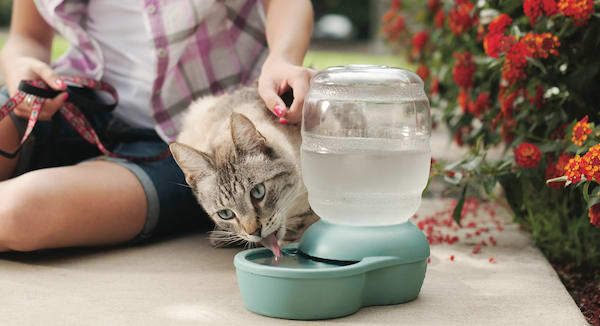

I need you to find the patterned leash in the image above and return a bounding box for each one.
[0,76,171,162]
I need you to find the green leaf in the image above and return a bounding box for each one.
[526,57,548,75]
[583,181,591,202]
[453,186,468,226]
[483,177,497,195]
[462,155,484,171]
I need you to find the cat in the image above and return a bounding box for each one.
[169,86,318,256]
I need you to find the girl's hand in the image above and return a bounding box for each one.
[258,55,315,124]
[5,57,68,120]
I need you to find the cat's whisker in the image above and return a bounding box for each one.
[171,182,192,189]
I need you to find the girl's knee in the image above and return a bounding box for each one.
[0,174,49,251]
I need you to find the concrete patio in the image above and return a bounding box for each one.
[0,196,587,325]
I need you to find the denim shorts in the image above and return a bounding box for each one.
[0,89,210,242]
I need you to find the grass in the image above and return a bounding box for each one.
[0,31,408,71]
[303,50,409,70]
[0,32,69,62]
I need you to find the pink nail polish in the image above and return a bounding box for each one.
[274,106,283,117]
[279,118,288,125]
[56,79,65,88]
[62,93,69,101]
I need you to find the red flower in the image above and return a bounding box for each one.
[542,0,558,15]
[588,203,600,227]
[434,8,446,28]
[427,0,440,11]
[501,119,516,144]
[488,14,512,35]
[382,8,397,24]
[412,31,430,55]
[501,91,518,118]
[522,33,560,59]
[502,41,532,83]
[453,52,476,89]
[458,89,470,113]
[449,0,477,35]
[514,142,542,168]
[383,15,406,41]
[530,85,544,109]
[416,64,430,82]
[392,0,402,10]
[468,93,491,117]
[546,153,572,189]
[431,77,440,95]
[571,115,593,146]
[558,0,594,26]
[484,34,515,58]
[454,125,472,147]
[524,0,543,25]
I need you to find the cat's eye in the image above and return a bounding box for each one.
[217,209,235,220]
[250,183,266,200]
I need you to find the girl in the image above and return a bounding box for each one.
[0,0,314,251]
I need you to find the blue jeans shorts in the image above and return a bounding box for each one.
[0,89,210,242]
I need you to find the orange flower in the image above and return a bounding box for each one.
[484,34,515,58]
[434,8,446,28]
[382,8,397,24]
[522,33,560,59]
[558,0,594,26]
[449,0,477,35]
[581,144,600,181]
[412,31,430,56]
[571,115,593,146]
[588,203,600,227]
[565,155,584,183]
[468,93,491,118]
[488,14,512,35]
[453,52,476,89]
[431,77,440,95]
[514,142,542,168]
[524,0,544,25]
[502,41,532,83]
[458,89,470,113]
[416,64,430,82]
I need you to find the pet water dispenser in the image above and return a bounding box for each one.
[234,65,432,320]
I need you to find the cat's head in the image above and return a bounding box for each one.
[170,113,302,248]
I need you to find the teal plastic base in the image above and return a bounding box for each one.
[234,221,430,320]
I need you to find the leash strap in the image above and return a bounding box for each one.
[0,76,171,162]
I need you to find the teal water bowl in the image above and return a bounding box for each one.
[234,220,429,320]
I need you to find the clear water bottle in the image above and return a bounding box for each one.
[301,65,431,226]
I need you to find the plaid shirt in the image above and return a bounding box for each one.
[34,0,268,141]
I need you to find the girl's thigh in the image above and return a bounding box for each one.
[0,160,146,251]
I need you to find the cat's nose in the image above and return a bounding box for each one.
[250,226,262,236]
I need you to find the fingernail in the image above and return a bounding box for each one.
[62,93,69,101]
[56,79,65,88]
[279,118,288,125]
[274,105,285,118]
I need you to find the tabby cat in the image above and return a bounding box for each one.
[169,86,318,256]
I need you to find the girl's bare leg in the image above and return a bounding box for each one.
[0,117,21,181]
[0,160,147,252]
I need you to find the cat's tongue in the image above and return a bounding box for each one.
[260,233,281,258]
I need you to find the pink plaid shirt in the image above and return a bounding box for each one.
[34,0,268,141]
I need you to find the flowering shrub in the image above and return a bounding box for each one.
[382,0,600,265]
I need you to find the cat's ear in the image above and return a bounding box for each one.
[230,113,266,155]
[169,142,215,185]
